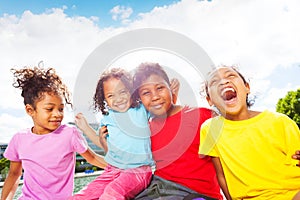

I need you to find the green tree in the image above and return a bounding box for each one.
[0,158,10,171]
[0,158,10,180]
[276,88,300,128]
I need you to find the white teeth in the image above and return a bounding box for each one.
[221,87,235,96]
[153,104,162,109]
[116,104,126,109]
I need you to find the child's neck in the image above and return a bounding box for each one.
[153,104,182,119]
[224,110,260,121]
[167,104,182,117]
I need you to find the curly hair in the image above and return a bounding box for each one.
[132,62,170,101]
[11,66,72,109]
[93,68,138,115]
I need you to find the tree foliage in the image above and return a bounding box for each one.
[0,158,9,171]
[276,88,300,128]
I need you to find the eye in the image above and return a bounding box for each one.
[120,90,128,95]
[157,85,165,91]
[227,73,236,78]
[45,107,53,111]
[59,107,64,112]
[141,91,150,96]
[208,79,217,86]
[106,94,113,99]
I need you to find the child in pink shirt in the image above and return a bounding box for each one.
[1,66,107,200]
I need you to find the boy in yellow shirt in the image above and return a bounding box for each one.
[199,65,300,200]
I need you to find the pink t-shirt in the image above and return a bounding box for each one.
[4,124,88,200]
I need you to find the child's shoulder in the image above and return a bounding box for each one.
[182,106,212,114]
[263,110,289,120]
[182,106,213,122]
[265,110,296,123]
[53,124,79,135]
[10,128,31,140]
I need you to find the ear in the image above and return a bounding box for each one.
[206,95,214,107]
[245,82,250,94]
[25,104,34,116]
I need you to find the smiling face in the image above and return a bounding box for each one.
[103,77,131,113]
[206,67,250,120]
[138,74,173,117]
[27,92,64,134]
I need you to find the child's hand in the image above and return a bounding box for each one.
[292,150,300,166]
[170,78,180,104]
[74,113,89,132]
[99,126,108,153]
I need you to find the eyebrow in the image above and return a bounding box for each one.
[43,103,64,106]
[210,68,236,79]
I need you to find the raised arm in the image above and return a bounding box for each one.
[211,157,232,200]
[75,113,103,149]
[1,161,22,200]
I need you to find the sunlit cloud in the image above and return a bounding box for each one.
[110,5,133,24]
[0,0,299,143]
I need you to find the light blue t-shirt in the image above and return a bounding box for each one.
[101,104,154,169]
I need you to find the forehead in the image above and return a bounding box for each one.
[139,74,168,88]
[208,67,237,80]
[103,77,126,90]
[37,92,64,103]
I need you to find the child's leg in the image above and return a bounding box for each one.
[99,165,152,200]
[69,165,116,200]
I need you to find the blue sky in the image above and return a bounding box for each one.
[0,0,180,27]
[0,0,299,143]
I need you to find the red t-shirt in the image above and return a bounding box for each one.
[150,106,222,199]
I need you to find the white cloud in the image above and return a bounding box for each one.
[254,83,300,112]
[1,0,300,143]
[110,5,133,24]
[0,8,126,142]
[0,113,31,143]
[130,0,300,77]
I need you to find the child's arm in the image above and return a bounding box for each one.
[80,147,108,169]
[1,161,22,200]
[98,126,108,153]
[75,113,103,149]
[211,157,232,200]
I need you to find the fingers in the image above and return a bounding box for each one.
[99,126,108,137]
[170,78,180,95]
[75,112,83,119]
[292,150,300,167]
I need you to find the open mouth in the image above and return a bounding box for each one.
[115,102,128,110]
[221,87,237,101]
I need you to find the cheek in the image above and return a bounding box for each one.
[140,96,150,107]
[105,99,113,107]
[207,90,219,105]
[161,90,172,101]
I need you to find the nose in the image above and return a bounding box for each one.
[220,78,229,85]
[151,90,160,101]
[114,93,125,103]
[53,109,63,117]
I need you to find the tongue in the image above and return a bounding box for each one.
[222,91,236,101]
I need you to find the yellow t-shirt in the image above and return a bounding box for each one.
[199,110,300,200]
